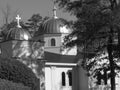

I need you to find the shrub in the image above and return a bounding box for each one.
[0,78,31,90]
[0,57,40,90]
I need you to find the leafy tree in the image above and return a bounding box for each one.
[0,4,20,41]
[56,0,120,90]
[26,14,49,36]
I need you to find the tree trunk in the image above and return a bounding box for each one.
[107,27,115,90]
[108,0,118,90]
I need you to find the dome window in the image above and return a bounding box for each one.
[51,38,56,46]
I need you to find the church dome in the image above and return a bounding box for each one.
[6,27,31,40]
[35,3,69,35]
[5,15,31,41]
[41,17,67,34]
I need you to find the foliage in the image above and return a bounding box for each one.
[0,57,39,90]
[86,51,120,84]
[56,0,120,89]
[26,13,49,36]
[1,4,19,25]
[0,78,31,90]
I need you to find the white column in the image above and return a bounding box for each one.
[50,66,56,90]
[45,67,52,90]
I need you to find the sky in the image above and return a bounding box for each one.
[0,0,75,26]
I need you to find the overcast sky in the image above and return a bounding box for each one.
[0,0,75,25]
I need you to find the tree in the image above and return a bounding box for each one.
[56,0,120,90]
[26,14,49,36]
[1,3,20,26]
[0,4,21,41]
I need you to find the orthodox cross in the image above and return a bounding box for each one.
[16,14,21,28]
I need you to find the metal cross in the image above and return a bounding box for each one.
[16,14,21,28]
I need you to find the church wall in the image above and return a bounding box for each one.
[45,67,52,90]
[43,33,77,55]
[61,46,77,55]
[0,40,44,60]
[45,66,72,90]
[45,47,60,54]
[72,66,79,90]
[60,33,77,55]
[78,66,89,90]
[0,40,31,59]
[44,34,62,54]
[44,35,62,47]
[0,41,13,58]
[115,76,120,90]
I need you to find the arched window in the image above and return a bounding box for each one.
[51,38,56,46]
[62,72,66,86]
[0,48,1,54]
[68,72,72,86]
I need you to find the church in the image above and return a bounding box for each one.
[0,3,89,90]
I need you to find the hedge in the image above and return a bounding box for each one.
[0,57,40,90]
[0,78,31,90]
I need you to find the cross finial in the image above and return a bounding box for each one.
[16,14,21,28]
[52,0,58,18]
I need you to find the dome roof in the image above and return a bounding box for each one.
[6,27,31,40]
[34,3,70,35]
[40,18,67,34]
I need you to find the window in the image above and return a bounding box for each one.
[0,46,2,54]
[68,72,72,86]
[51,38,56,46]
[62,72,66,86]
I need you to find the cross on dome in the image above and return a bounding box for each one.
[16,14,21,28]
[52,0,58,19]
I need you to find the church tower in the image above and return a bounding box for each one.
[37,1,77,55]
[33,1,77,90]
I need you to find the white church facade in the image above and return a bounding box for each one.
[34,7,78,90]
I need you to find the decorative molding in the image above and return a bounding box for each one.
[45,62,77,66]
